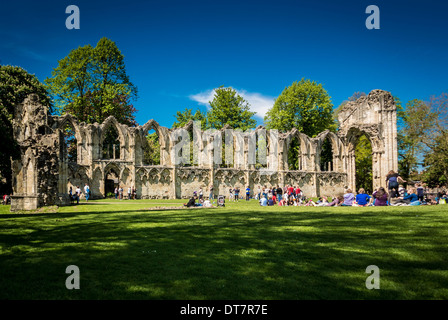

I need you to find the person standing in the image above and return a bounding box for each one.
[75,186,81,204]
[245,186,251,201]
[199,187,203,201]
[114,187,118,199]
[127,186,132,200]
[209,185,214,200]
[234,186,240,202]
[84,183,90,202]
[119,186,123,200]
[276,186,282,202]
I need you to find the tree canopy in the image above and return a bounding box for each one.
[207,86,257,131]
[45,37,138,126]
[264,78,335,136]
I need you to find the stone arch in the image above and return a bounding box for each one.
[284,129,314,171]
[100,116,127,160]
[315,130,344,172]
[138,120,163,166]
[338,89,397,190]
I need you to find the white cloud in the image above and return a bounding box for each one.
[189,88,275,120]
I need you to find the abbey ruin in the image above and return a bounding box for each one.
[9,89,398,211]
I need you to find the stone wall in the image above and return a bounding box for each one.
[10,89,398,211]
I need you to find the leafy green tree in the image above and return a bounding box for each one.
[397,99,435,180]
[420,93,448,186]
[0,65,51,193]
[207,86,256,131]
[355,135,373,193]
[172,108,207,129]
[143,133,161,165]
[45,37,137,126]
[264,78,336,136]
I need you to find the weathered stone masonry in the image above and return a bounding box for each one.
[10,89,398,211]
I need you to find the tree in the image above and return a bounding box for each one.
[0,65,51,193]
[264,78,336,136]
[355,135,373,193]
[172,108,207,129]
[207,86,256,131]
[143,133,161,166]
[45,37,138,126]
[421,93,448,186]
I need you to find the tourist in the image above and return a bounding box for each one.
[386,170,406,198]
[209,185,214,200]
[114,187,118,199]
[317,196,329,206]
[229,188,234,201]
[304,198,316,206]
[398,184,406,197]
[2,194,10,205]
[259,195,267,206]
[198,187,203,201]
[132,186,136,199]
[84,183,90,202]
[75,186,81,204]
[355,188,371,207]
[272,193,277,204]
[326,196,340,207]
[341,188,355,206]
[127,186,131,200]
[119,186,123,200]
[287,185,294,197]
[234,186,240,201]
[267,196,274,206]
[184,196,197,208]
[416,183,425,202]
[373,187,388,206]
[276,186,282,202]
[69,186,73,203]
[397,187,419,205]
[295,186,301,197]
[256,186,261,200]
[288,195,296,206]
[246,185,251,201]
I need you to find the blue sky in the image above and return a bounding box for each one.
[1,0,447,128]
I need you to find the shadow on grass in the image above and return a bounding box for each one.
[0,205,447,300]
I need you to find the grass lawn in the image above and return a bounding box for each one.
[0,199,447,300]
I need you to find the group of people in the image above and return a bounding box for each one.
[69,183,90,204]
[257,185,308,206]
[114,186,137,200]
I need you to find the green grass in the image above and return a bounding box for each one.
[1,199,447,299]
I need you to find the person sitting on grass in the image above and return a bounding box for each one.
[304,198,316,206]
[317,196,329,206]
[373,187,388,206]
[341,189,355,206]
[267,196,274,206]
[184,196,197,208]
[393,187,419,205]
[259,195,268,206]
[326,195,340,207]
[355,188,372,207]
